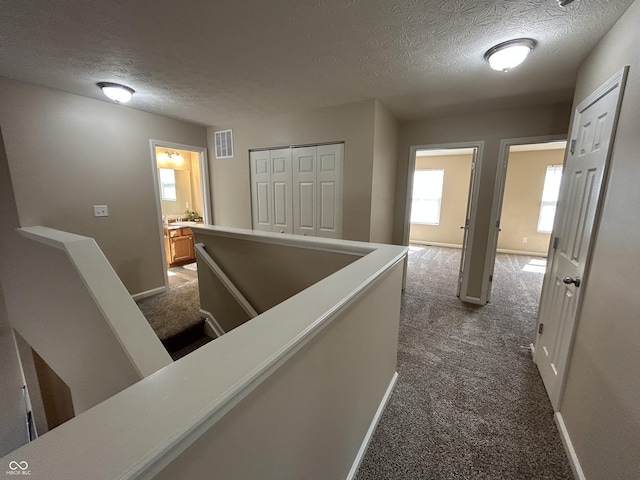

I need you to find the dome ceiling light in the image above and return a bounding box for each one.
[484,38,538,72]
[97,82,135,103]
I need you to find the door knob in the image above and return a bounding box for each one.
[562,276,581,287]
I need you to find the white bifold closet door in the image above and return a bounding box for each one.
[250,148,293,233]
[250,143,343,238]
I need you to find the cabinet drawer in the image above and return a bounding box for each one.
[167,226,194,237]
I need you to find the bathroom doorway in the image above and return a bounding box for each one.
[150,140,211,291]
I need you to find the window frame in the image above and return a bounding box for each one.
[537,164,563,234]
[410,168,445,226]
[159,168,177,202]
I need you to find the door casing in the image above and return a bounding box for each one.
[149,139,211,293]
[484,134,567,303]
[403,141,484,304]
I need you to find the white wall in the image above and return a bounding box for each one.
[0,77,207,295]
[557,1,640,478]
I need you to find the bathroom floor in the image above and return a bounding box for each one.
[167,262,197,289]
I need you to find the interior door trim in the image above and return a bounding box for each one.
[483,134,567,304]
[403,141,484,304]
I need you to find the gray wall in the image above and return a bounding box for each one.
[207,100,377,242]
[0,128,29,456]
[394,103,571,299]
[559,1,640,478]
[0,77,207,295]
[370,100,399,244]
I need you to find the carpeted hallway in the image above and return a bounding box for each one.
[355,245,574,479]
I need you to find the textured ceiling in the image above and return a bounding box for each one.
[0,0,634,126]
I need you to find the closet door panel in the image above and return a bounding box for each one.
[250,150,273,231]
[293,147,317,236]
[316,144,343,238]
[270,149,292,233]
[299,182,315,229]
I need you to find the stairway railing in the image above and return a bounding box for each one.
[194,242,258,319]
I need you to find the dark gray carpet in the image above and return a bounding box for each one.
[136,279,203,340]
[355,246,573,480]
[136,279,213,359]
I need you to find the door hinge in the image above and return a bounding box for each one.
[489,274,493,282]
[570,139,576,154]
[538,323,544,335]
[553,236,559,249]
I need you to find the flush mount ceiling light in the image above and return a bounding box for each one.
[97,82,135,103]
[484,38,537,72]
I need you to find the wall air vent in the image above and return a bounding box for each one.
[214,129,234,159]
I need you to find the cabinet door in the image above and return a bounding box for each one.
[270,149,293,234]
[172,234,195,263]
[292,146,317,236]
[316,143,343,238]
[250,150,273,231]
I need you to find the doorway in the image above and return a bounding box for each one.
[487,139,567,309]
[150,140,211,291]
[403,142,483,303]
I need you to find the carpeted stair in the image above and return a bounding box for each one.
[136,279,214,360]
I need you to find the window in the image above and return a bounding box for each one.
[159,168,177,201]
[537,165,563,233]
[411,169,444,225]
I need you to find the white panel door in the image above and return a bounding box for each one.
[293,146,317,236]
[535,67,627,410]
[316,143,343,238]
[270,148,293,234]
[250,150,273,231]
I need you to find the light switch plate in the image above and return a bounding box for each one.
[93,205,108,217]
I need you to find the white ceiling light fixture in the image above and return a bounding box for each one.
[484,38,537,72]
[97,82,135,103]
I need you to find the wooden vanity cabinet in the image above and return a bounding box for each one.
[164,226,195,266]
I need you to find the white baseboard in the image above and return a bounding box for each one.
[408,242,547,258]
[347,372,398,480]
[409,240,462,249]
[200,309,225,338]
[131,286,166,301]
[555,412,586,480]
[496,248,547,257]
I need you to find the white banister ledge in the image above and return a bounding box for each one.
[3,226,407,480]
[16,226,172,378]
